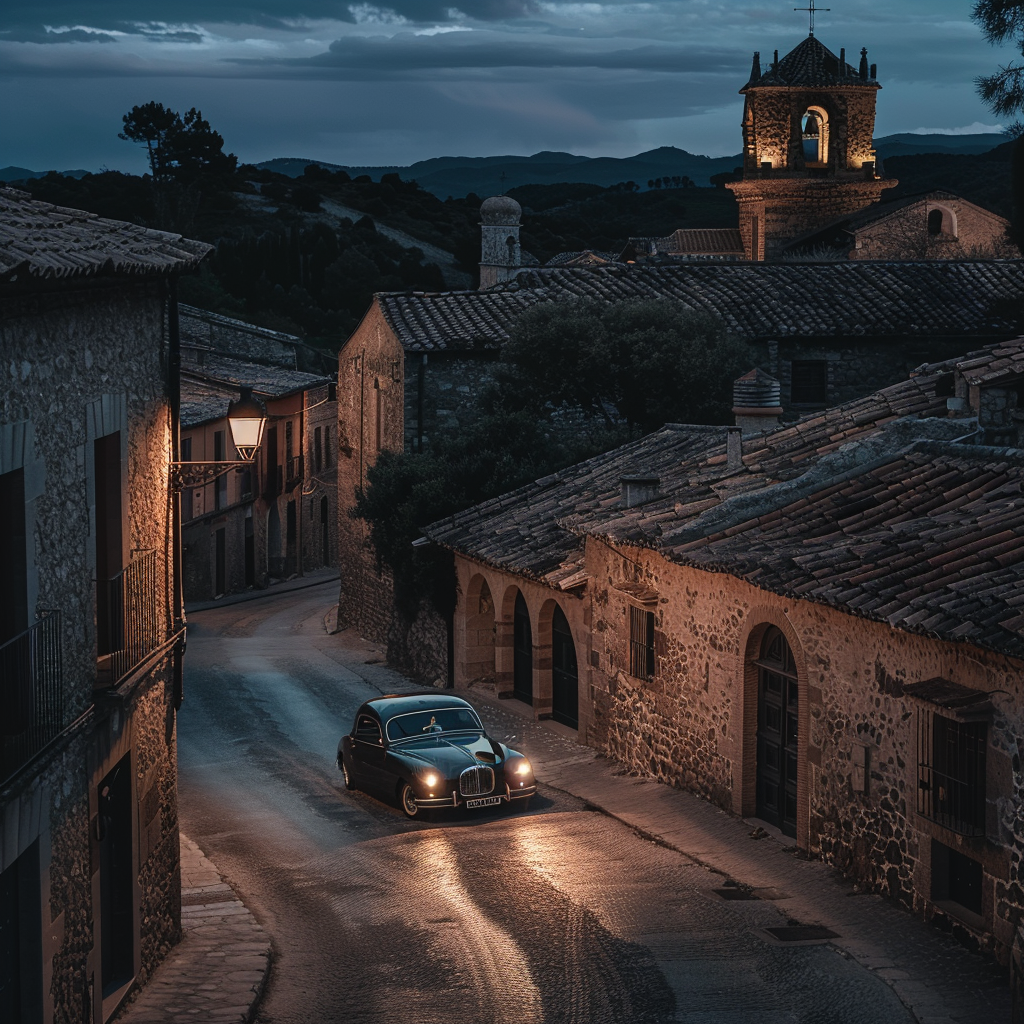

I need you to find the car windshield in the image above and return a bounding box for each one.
[386,707,483,742]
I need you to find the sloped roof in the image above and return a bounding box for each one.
[375,261,1024,352]
[545,250,621,267]
[747,35,875,90]
[656,229,745,256]
[671,442,1024,657]
[180,353,330,428]
[0,187,210,283]
[424,338,1024,658]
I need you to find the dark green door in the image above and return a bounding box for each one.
[551,606,578,729]
[756,628,798,838]
[513,593,532,705]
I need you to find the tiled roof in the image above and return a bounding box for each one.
[180,353,330,427]
[671,443,1024,658]
[748,35,874,90]
[658,229,745,256]
[0,188,210,283]
[377,261,1024,352]
[545,251,621,267]
[424,338,1024,657]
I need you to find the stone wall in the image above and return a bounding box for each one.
[336,305,405,640]
[581,537,1024,960]
[0,279,181,1022]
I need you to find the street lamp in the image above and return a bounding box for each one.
[169,385,268,489]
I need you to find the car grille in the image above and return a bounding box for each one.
[460,765,495,797]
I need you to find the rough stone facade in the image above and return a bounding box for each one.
[336,303,406,640]
[1,279,184,1023]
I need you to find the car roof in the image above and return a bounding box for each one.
[364,692,477,724]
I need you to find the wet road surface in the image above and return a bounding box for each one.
[178,583,915,1024]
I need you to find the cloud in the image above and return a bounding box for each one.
[1,25,120,43]
[233,30,738,76]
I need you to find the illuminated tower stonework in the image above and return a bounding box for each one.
[727,36,896,260]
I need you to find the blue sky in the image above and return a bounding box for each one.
[0,0,1015,172]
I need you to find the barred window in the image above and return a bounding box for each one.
[629,606,655,680]
[917,709,987,837]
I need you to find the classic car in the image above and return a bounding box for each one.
[336,693,536,818]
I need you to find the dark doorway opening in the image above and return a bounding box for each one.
[756,627,798,837]
[244,515,255,587]
[551,605,578,729]
[98,755,134,999]
[214,528,226,596]
[0,840,42,1023]
[512,592,532,706]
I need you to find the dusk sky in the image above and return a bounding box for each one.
[0,0,1017,174]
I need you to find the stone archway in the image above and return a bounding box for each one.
[512,590,533,706]
[550,604,578,729]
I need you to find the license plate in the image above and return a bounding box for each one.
[465,796,502,808]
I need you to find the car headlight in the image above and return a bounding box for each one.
[422,772,440,789]
[514,760,532,777]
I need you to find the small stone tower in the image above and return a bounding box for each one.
[478,195,522,290]
[727,35,897,260]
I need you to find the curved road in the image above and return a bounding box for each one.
[178,582,914,1024]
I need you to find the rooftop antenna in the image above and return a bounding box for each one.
[794,0,829,35]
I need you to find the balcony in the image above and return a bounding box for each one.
[97,550,161,686]
[0,611,64,786]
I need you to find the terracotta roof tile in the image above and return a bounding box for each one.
[0,187,210,282]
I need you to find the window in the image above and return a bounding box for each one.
[790,360,828,406]
[917,709,987,836]
[932,840,983,916]
[629,606,655,680]
[324,426,332,468]
[314,426,323,473]
[355,715,381,744]
[214,430,227,510]
[180,438,193,520]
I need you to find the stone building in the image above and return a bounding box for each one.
[179,354,335,602]
[336,259,1024,645]
[726,34,895,260]
[0,188,208,1021]
[784,190,1015,261]
[423,335,1024,964]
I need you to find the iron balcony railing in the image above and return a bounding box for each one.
[0,611,64,785]
[98,550,161,685]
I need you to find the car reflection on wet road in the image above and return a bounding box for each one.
[177,582,914,1024]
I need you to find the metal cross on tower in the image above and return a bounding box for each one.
[794,0,829,35]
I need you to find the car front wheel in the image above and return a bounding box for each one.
[340,757,356,791]
[399,781,420,819]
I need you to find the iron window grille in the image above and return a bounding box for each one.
[917,708,987,837]
[0,611,63,785]
[629,606,655,680]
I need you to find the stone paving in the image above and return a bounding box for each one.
[117,593,1012,1024]
[464,683,1012,1024]
[114,835,270,1024]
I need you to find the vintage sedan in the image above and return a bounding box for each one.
[336,693,536,818]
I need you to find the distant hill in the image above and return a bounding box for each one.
[873,133,1008,160]
[259,148,745,197]
[0,165,90,182]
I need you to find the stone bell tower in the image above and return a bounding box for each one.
[727,34,897,260]
[478,194,522,290]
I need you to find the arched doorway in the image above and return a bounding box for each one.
[551,605,578,729]
[513,592,532,705]
[755,627,798,837]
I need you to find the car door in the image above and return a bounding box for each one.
[351,714,387,791]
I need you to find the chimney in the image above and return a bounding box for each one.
[620,475,660,508]
[732,367,783,434]
[727,427,743,471]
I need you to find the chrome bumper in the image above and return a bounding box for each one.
[413,782,536,809]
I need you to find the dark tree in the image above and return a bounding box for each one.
[973,1,1024,248]
[118,102,179,179]
[119,102,235,183]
